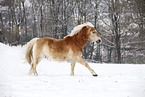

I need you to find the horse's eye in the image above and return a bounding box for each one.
[92,32,95,34]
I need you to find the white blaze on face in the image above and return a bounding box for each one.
[89,30,101,43]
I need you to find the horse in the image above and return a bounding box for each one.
[25,22,101,76]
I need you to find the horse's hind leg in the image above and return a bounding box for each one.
[30,44,44,76]
[30,62,38,76]
[31,55,43,76]
[29,63,34,73]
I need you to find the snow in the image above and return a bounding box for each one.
[0,43,145,97]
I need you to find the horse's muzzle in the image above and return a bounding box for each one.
[96,39,101,44]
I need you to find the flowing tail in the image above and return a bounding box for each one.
[25,38,39,64]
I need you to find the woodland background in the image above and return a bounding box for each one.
[0,0,145,63]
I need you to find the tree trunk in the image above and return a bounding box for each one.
[0,13,4,42]
[109,0,121,63]
[22,1,27,42]
[40,2,43,37]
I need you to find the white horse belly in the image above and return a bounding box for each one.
[44,46,73,61]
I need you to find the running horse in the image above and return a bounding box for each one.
[25,22,101,76]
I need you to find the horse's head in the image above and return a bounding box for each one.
[70,22,101,44]
[86,26,101,44]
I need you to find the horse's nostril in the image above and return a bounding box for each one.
[98,39,101,43]
[96,39,101,44]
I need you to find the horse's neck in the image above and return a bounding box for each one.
[73,31,88,49]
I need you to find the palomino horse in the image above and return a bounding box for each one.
[25,22,101,76]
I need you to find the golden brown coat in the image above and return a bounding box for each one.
[25,22,101,76]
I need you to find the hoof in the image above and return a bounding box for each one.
[93,74,98,77]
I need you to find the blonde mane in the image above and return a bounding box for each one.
[69,22,94,36]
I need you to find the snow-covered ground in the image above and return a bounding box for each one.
[0,43,145,97]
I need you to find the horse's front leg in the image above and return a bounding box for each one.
[76,57,98,76]
[70,61,76,76]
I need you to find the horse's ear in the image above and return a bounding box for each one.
[82,26,92,32]
[82,26,87,29]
